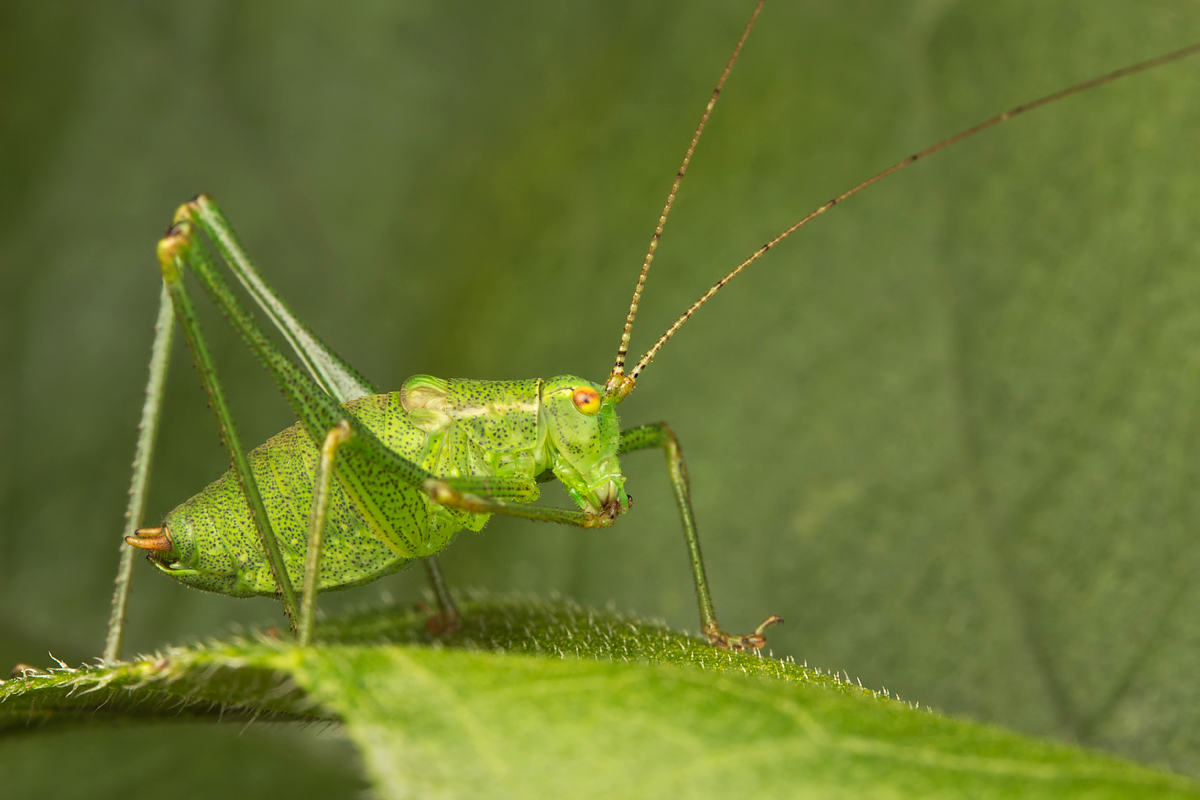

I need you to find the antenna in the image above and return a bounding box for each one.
[605,0,765,401]
[606,33,1200,401]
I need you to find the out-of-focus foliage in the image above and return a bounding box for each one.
[3,0,1200,794]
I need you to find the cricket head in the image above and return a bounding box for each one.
[541,375,627,520]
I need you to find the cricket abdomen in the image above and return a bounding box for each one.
[160,392,470,597]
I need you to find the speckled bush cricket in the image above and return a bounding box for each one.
[102,1,1200,660]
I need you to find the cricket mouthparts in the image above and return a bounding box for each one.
[595,480,626,521]
[125,526,173,552]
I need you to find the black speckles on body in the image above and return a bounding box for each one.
[166,394,431,596]
[444,379,542,454]
[161,376,624,598]
[162,385,546,597]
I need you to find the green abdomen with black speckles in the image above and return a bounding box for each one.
[160,385,543,598]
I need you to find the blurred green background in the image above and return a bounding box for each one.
[4,0,1200,794]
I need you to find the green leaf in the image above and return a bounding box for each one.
[4,600,1197,799]
[5,0,1200,789]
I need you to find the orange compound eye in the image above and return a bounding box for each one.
[571,386,602,416]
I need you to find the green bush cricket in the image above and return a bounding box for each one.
[103,2,1200,662]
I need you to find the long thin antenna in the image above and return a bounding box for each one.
[616,39,1200,391]
[605,0,765,400]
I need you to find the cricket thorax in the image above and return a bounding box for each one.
[402,375,545,479]
[402,374,627,517]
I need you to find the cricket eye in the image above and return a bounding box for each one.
[572,386,601,416]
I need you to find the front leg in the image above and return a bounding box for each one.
[619,422,782,651]
[424,476,612,527]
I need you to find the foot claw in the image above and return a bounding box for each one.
[425,609,461,636]
[705,615,783,652]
